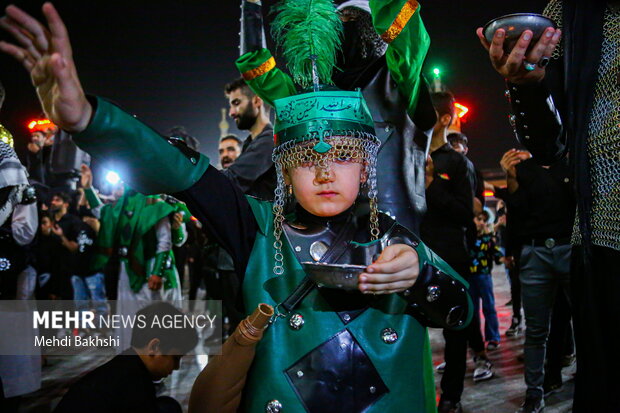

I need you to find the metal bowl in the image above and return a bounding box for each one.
[483,13,557,54]
[301,262,367,291]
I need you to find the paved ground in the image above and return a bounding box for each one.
[429,268,575,413]
[19,267,575,412]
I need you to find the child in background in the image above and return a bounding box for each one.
[470,210,504,351]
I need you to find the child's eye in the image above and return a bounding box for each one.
[335,152,353,163]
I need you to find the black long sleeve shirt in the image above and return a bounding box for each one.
[54,348,158,413]
[420,144,475,264]
[505,157,575,243]
[221,124,276,201]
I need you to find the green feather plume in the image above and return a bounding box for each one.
[271,0,343,89]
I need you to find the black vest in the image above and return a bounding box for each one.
[361,62,436,235]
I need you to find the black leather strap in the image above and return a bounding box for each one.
[281,216,357,313]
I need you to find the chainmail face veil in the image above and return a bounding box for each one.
[270,134,380,275]
[339,7,387,61]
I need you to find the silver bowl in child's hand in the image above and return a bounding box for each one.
[483,13,557,54]
[301,262,367,291]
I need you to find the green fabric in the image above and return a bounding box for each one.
[271,0,342,88]
[273,89,375,151]
[369,0,430,118]
[73,97,209,195]
[236,49,298,108]
[240,198,454,412]
[151,250,168,279]
[172,225,186,246]
[160,251,178,290]
[84,187,103,209]
[91,191,175,292]
[148,250,178,290]
[172,202,193,224]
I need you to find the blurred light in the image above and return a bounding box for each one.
[105,171,121,185]
[433,68,441,77]
[483,190,495,197]
[454,102,469,119]
[27,118,55,132]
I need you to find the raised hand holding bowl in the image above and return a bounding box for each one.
[483,13,557,54]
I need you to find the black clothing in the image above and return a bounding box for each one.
[221,124,276,201]
[505,5,616,408]
[54,348,159,413]
[420,144,475,263]
[38,212,82,298]
[75,222,97,277]
[26,145,52,185]
[421,144,475,403]
[439,260,483,402]
[51,213,82,277]
[506,2,608,250]
[333,55,436,234]
[176,165,257,284]
[571,245,620,412]
[545,288,574,389]
[506,158,574,243]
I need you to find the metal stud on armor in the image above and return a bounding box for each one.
[380,327,398,344]
[265,400,283,413]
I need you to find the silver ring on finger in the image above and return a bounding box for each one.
[523,60,536,71]
[538,56,550,68]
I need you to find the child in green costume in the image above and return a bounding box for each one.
[1,2,472,411]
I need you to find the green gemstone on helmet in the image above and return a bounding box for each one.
[273,88,376,152]
[312,140,332,153]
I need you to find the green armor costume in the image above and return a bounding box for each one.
[84,187,180,292]
[71,0,472,409]
[73,95,472,413]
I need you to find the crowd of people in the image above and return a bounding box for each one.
[0,0,617,412]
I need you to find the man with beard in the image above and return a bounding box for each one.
[218,134,242,169]
[222,79,275,201]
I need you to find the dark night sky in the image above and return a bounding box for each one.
[1,0,544,172]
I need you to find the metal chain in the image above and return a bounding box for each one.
[270,133,382,275]
[571,5,620,251]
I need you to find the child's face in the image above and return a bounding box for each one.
[474,214,488,232]
[287,160,365,217]
[40,217,52,234]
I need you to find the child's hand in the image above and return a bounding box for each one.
[358,244,419,295]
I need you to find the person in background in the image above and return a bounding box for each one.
[218,134,242,169]
[424,92,477,413]
[469,210,503,351]
[54,302,198,413]
[223,78,275,200]
[0,140,40,412]
[47,191,82,300]
[499,148,574,412]
[71,193,108,326]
